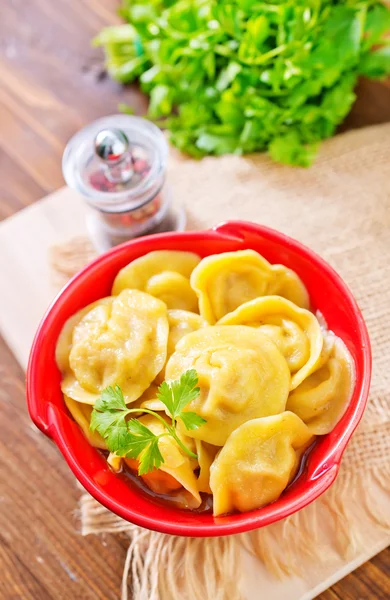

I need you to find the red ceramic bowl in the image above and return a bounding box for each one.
[27,221,371,536]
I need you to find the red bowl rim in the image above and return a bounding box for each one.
[26,220,372,536]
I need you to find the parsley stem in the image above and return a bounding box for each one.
[124,408,198,460]
[124,407,170,429]
[167,424,198,460]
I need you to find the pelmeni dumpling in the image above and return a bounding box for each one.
[155,309,208,384]
[137,383,163,412]
[219,296,323,390]
[61,289,169,404]
[268,264,310,309]
[167,310,208,356]
[58,297,118,405]
[209,412,313,515]
[195,440,219,494]
[112,250,201,311]
[190,250,309,324]
[137,309,207,404]
[287,334,354,434]
[166,326,291,446]
[107,452,122,472]
[191,250,272,324]
[56,297,113,374]
[64,395,107,449]
[124,414,201,508]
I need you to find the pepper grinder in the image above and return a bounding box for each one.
[62,115,185,253]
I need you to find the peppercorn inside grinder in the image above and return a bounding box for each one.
[62,115,185,252]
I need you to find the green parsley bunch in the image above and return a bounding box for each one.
[94,0,390,167]
[90,369,206,475]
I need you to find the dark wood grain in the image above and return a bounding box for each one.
[0,1,389,599]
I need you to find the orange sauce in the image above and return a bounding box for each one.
[101,440,317,514]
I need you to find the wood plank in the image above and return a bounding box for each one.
[325,548,390,600]
[315,590,341,600]
[0,335,127,600]
[0,149,46,217]
[342,78,390,130]
[0,536,53,600]
[0,102,64,193]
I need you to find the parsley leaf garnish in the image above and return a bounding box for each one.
[90,370,206,475]
[179,412,207,431]
[138,437,164,475]
[157,369,205,429]
[95,384,127,411]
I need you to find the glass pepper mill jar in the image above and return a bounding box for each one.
[62,114,185,252]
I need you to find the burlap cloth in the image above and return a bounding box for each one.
[51,122,390,600]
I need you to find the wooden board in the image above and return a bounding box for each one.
[0,186,388,600]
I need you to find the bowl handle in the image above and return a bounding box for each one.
[213,220,263,242]
[307,427,353,481]
[27,399,56,439]
[213,220,300,251]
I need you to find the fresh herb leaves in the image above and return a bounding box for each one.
[138,436,164,475]
[94,0,390,167]
[157,369,200,420]
[90,370,205,475]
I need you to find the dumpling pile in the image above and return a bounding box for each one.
[56,249,355,516]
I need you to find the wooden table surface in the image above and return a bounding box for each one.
[0,1,389,599]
